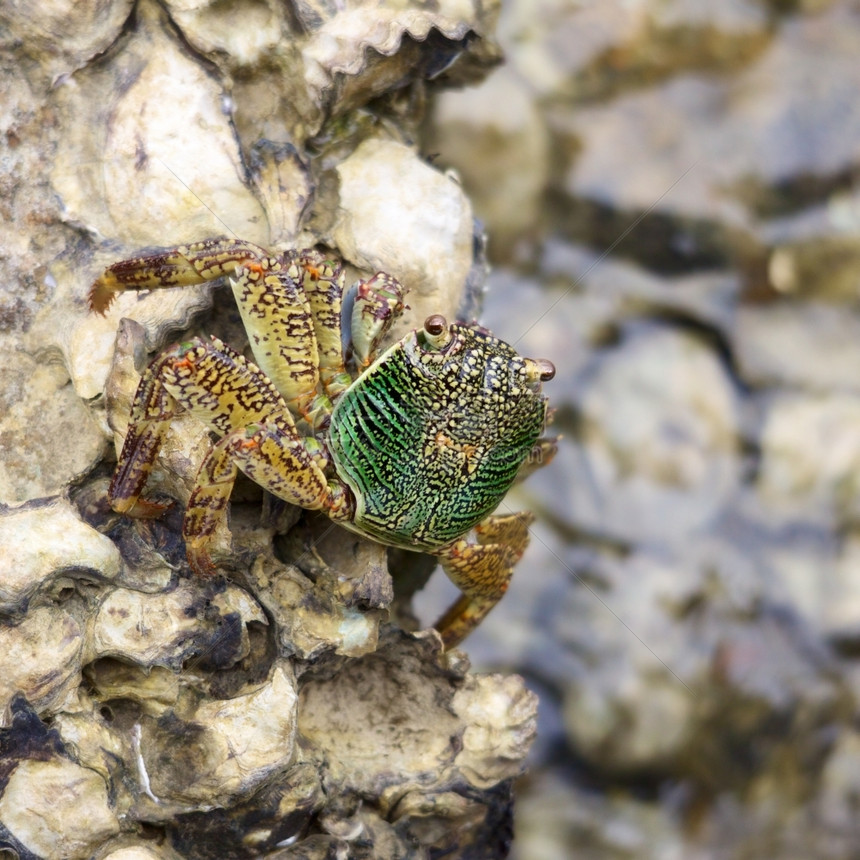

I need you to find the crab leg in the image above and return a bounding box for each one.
[109,353,181,519]
[350,273,407,368]
[229,261,322,424]
[91,238,329,425]
[184,422,353,576]
[110,335,296,515]
[288,250,352,401]
[109,336,351,573]
[89,238,272,314]
[434,511,534,649]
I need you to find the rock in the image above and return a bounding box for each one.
[511,770,684,860]
[85,580,266,670]
[137,663,298,811]
[0,353,105,503]
[297,633,536,806]
[0,0,596,855]
[574,324,742,545]
[736,303,860,393]
[561,6,860,224]
[429,65,550,259]
[553,543,846,782]
[50,1,268,249]
[0,607,83,725]
[0,758,120,860]
[0,0,134,82]
[756,392,860,526]
[330,137,475,335]
[0,497,120,614]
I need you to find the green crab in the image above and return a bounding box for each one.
[90,238,555,647]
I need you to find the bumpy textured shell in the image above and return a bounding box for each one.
[329,323,547,550]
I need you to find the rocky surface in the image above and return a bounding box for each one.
[0,1,536,858]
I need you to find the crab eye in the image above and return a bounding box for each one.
[422,314,452,350]
[424,315,446,336]
[537,359,555,381]
[523,357,556,388]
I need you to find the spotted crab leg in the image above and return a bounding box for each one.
[91,238,326,425]
[89,238,271,314]
[434,511,534,649]
[184,420,352,575]
[228,257,322,425]
[109,336,352,574]
[288,250,352,402]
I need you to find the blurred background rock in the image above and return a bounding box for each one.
[419,0,860,857]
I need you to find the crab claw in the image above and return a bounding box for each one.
[350,273,407,365]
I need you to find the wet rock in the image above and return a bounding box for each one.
[574,323,742,545]
[330,137,475,335]
[0,497,121,614]
[0,758,120,860]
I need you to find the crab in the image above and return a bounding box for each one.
[90,238,555,648]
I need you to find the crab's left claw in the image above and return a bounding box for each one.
[434,511,533,649]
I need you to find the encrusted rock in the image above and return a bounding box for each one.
[0,758,120,860]
[298,634,536,802]
[1,0,540,856]
[0,607,83,725]
[135,663,298,812]
[0,352,105,503]
[85,579,266,670]
[0,497,121,614]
